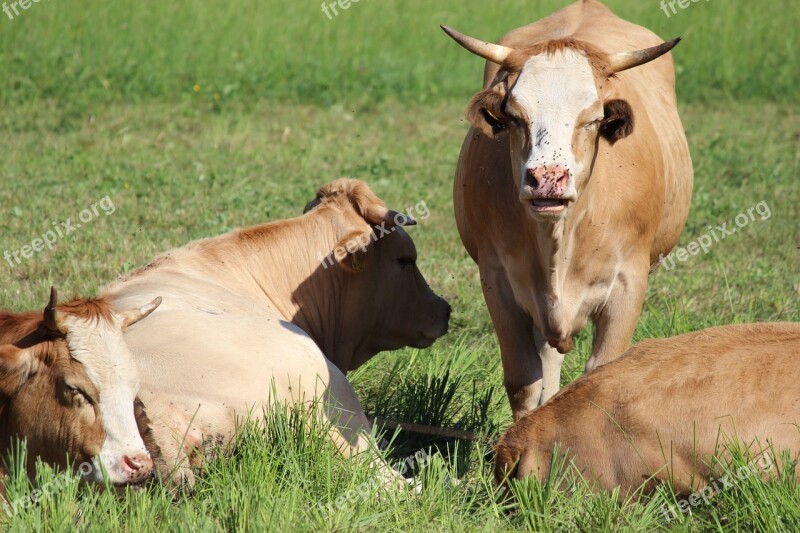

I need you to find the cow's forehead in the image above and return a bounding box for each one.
[378,226,415,253]
[510,49,600,119]
[61,315,139,388]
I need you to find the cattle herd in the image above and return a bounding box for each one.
[1,0,798,506]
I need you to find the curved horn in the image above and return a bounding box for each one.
[441,25,514,65]
[607,37,681,74]
[43,286,65,334]
[122,296,162,329]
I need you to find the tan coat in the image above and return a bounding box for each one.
[495,323,800,494]
[449,0,693,418]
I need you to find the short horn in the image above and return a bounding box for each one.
[43,286,64,334]
[606,37,681,74]
[122,296,162,329]
[441,25,514,65]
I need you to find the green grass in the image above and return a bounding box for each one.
[1,0,799,530]
[0,0,797,112]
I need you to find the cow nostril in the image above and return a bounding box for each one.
[525,168,539,188]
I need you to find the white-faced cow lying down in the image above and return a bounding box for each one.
[102,179,451,485]
[0,288,161,488]
[494,323,800,495]
[443,0,693,419]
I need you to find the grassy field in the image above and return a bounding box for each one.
[1,0,798,531]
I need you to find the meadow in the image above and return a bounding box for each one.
[0,0,798,531]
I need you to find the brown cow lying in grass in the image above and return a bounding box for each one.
[0,288,160,489]
[494,322,800,495]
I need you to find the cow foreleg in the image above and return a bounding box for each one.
[587,266,649,371]
[322,366,409,489]
[480,268,540,421]
[534,328,565,405]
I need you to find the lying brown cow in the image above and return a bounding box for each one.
[0,288,160,487]
[494,323,800,495]
[102,179,451,485]
[443,0,693,419]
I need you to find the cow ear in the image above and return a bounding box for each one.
[600,99,634,145]
[0,345,34,395]
[467,82,508,138]
[331,230,372,273]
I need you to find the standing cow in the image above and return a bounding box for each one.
[443,0,693,419]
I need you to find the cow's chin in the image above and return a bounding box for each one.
[372,335,438,353]
[409,336,438,349]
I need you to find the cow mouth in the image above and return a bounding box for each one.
[529,198,568,212]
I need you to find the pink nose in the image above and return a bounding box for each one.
[122,453,153,481]
[525,165,571,196]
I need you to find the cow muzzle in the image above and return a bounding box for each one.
[121,452,154,484]
[415,298,451,347]
[519,165,575,216]
[92,448,155,487]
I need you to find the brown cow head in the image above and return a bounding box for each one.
[0,288,161,486]
[442,26,679,220]
[303,179,451,371]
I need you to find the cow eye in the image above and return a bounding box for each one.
[65,383,93,405]
[504,110,524,127]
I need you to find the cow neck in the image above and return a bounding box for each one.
[221,207,353,358]
[531,217,571,305]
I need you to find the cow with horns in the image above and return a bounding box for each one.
[443,0,693,419]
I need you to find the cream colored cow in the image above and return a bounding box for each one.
[103,179,450,484]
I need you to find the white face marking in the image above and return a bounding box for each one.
[508,49,602,202]
[62,314,148,484]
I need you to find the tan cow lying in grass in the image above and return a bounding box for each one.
[495,323,800,495]
[102,179,451,485]
[0,288,160,488]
